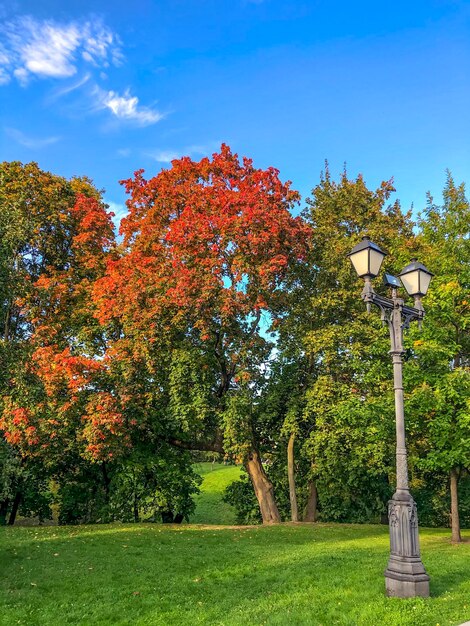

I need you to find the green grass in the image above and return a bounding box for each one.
[1,523,469,625]
[189,462,242,525]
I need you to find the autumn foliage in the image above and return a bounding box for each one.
[1,149,310,476]
[95,145,309,333]
[89,145,310,522]
[0,166,118,461]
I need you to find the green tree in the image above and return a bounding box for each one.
[407,173,470,541]
[228,168,420,526]
[278,166,417,522]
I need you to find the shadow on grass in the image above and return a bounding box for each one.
[0,521,391,545]
[422,535,470,599]
[0,526,384,625]
[1,524,469,625]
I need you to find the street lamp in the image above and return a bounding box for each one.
[348,236,433,598]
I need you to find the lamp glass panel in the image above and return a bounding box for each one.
[400,270,420,296]
[349,249,370,277]
[369,248,385,277]
[419,271,432,296]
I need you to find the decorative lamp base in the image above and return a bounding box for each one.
[384,494,430,598]
[385,570,430,598]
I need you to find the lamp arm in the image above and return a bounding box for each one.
[361,279,424,327]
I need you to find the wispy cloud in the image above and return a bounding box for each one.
[149,150,179,163]
[48,72,91,100]
[1,14,167,128]
[0,44,10,84]
[146,143,221,163]
[0,15,122,85]
[5,127,61,148]
[94,87,164,126]
[106,200,128,230]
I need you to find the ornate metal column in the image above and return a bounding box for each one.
[361,278,430,598]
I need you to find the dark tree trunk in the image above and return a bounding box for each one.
[162,511,174,523]
[101,463,111,501]
[450,468,462,543]
[173,513,183,524]
[0,499,9,526]
[8,492,21,526]
[133,493,140,523]
[245,449,280,524]
[287,433,299,522]
[304,479,318,522]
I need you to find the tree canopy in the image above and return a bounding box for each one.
[0,153,469,536]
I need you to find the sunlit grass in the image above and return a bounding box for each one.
[1,523,469,625]
[189,462,242,525]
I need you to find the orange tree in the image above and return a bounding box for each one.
[92,145,310,523]
[0,162,116,522]
[0,162,121,523]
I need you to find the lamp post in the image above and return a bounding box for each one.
[348,236,433,598]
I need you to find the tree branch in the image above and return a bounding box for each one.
[166,436,224,454]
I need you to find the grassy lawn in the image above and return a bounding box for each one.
[1,523,469,626]
[189,462,242,525]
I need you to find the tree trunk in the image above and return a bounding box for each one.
[450,468,462,543]
[0,500,9,526]
[287,433,299,522]
[133,493,140,523]
[101,462,111,501]
[304,479,318,522]
[245,449,281,524]
[8,492,21,526]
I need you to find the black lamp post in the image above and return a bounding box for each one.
[348,236,433,598]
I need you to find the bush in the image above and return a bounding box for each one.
[223,475,262,524]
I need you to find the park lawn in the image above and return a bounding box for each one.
[189,462,242,525]
[1,523,469,626]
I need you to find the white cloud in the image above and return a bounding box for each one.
[149,150,179,163]
[0,44,10,83]
[0,44,9,65]
[21,20,81,77]
[13,67,28,85]
[0,15,122,84]
[5,127,61,148]
[106,200,128,230]
[82,21,123,67]
[0,68,10,85]
[1,15,166,128]
[146,143,221,163]
[95,87,164,126]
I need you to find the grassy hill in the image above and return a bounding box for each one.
[189,462,242,525]
[1,523,469,625]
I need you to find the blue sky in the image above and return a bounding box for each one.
[1,0,469,227]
